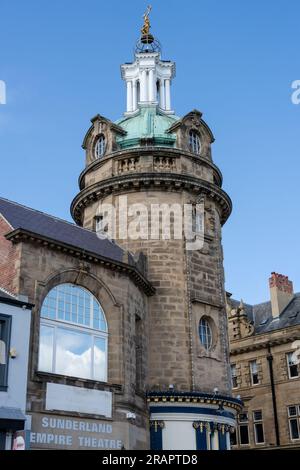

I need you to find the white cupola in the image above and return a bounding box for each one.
[120,12,175,116]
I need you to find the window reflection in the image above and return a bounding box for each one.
[56,328,92,379]
[94,337,106,382]
[38,284,108,382]
[38,325,54,373]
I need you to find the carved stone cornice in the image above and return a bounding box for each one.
[230,333,300,355]
[5,228,155,296]
[147,391,243,411]
[71,172,232,226]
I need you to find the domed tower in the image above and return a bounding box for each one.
[71,12,242,450]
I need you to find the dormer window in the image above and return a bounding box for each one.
[95,134,106,159]
[189,130,201,155]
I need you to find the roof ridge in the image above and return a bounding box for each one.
[0,196,123,249]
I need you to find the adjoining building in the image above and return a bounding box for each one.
[0,15,242,450]
[228,272,300,449]
[0,287,32,450]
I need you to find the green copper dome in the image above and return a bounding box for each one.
[115,106,180,149]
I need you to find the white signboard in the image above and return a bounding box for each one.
[46,382,112,418]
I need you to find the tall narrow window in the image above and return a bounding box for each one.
[189,130,201,155]
[253,410,264,444]
[238,413,250,445]
[199,317,212,351]
[231,364,238,388]
[0,314,11,391]
[288,405,300,440]
[94,134,106,159]
[38,284,108,382]
[250,360,260,385]
[287,352,299,379]
[135,315,143,392]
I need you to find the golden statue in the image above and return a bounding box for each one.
[141,5,152,36]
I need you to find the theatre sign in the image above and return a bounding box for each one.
[29,414,123,450]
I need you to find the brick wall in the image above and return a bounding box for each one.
[0,215,19,294]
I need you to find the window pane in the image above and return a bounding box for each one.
[55,327,92,380]
[239,413,248,423]
[250,360,260,384]
[41,283,107,332]
[239,425,249,444]
[199,318,212,350]
[290,419,300,440]
[288,406,297,417]
[253,410,263,421]
[255,423,264,443]
[252,373,259,384]
[94,337,106,382]
[290,364,299,378]
[231,364,238,388]
[38,325,54,373]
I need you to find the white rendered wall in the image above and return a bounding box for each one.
[162,421,196,450]
[0,301,31,413]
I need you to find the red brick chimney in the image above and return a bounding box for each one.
[269,272,294,318]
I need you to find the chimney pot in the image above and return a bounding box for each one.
[269,272,294,318]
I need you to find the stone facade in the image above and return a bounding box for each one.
[0,27,241,450]
[228,274,300,449]
[71,109,232,396]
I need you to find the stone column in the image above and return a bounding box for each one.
[140,69,147,102]
[226,431,231,450]
[126,81,133,112]
[159,79,165,109]
[165,79,171,111]
[149,69,155,102]
[132,80,137,111]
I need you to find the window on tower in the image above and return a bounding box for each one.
[38,283,108,382]
[189,130,201,155]
[199,317,212,351]
[94,134,106,159]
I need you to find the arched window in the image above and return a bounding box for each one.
[189,130,201,155]
[38,283,108,382]
[94,134,106,159]
[199,317,212,351]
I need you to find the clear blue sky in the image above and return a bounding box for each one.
[1,0,299,304]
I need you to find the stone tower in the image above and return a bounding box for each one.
[71,23,241,450]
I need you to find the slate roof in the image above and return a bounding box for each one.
[0,287,17,301]
[0,197,127,265]
[231,293,300,335]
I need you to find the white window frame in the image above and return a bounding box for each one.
[288,405,300,441]
[287,352,299,379]
[253,410,265,445]
[231,363,238,389]
[95,134,106,159]
[250,360,260,385]
[199,317,212,351]
[238,413,250,447]
[38,284,108,382]
[39,318,108,382]
[189,130,201,155]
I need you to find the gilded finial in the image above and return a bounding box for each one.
[141,5,152,36]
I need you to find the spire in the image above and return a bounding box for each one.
[120,7,175,116]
